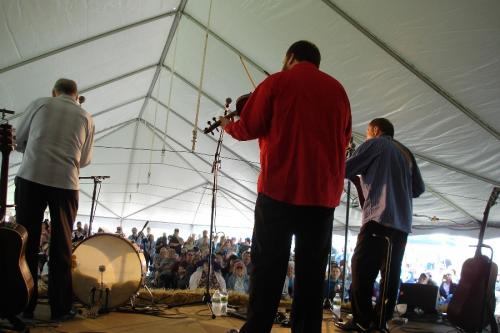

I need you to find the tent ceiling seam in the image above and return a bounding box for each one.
[80,189,121,218]
[150,96,260,173]
[120,121,140,218]
[218,188,255,213]
[95,118,137,137]
[142,121,210,181]
[138,0,188,119]
[122,181,206,219]
[139,118,258,197]
[0,10,177,75]
[321,0,499,140]
[182,12,271,76]
[425,183,479,224]
[93,96,146,119]
[219,190,253,223]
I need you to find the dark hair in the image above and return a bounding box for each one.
[53,78,78,95]
[369,118,395,138]
[286,40,321,67]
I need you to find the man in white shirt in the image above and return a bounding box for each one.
[15,78,94,321]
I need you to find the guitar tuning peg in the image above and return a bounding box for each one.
[212,117,217,122]
[210,131,215,136]
[207,121,211,125]
[216,128,220,133]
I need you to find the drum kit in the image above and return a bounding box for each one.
[72,233,150,316]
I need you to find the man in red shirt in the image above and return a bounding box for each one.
[222,40,351,333]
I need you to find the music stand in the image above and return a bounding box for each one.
[166,98,232,319]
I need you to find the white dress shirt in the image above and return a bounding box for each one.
[15,94,94,190]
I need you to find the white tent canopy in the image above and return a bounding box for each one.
[1,0,499,238]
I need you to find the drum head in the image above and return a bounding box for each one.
[72,233,145,308]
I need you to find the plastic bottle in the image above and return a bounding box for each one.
[212,290,222,316]
[333,293,341,320]
[220,290,228,315]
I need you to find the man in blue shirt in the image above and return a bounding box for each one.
[336,118,424,332]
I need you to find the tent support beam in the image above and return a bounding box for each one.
[79,65,157,94]
[120,121,140,218]
[95,118,137,137]
[218,185,256,206]
[93,96,146,119]
[123,181,207,219]
[182,12,270,76]
[351,132,499,187]
[425,183,478,224]
[139,118,257,197]
[80,189,121,218]
[162,64,221,108]
[321,0,499,140]
[0,10,177,75]
[138,0,188,119]
[218,188,255,213]
[143,122,210,181]
[149,96,260,173]
[218,190,253,223]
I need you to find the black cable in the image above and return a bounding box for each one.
[93,145,260,165]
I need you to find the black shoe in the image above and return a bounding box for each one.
[21,311,34,319]
[51,310,76,322]
[334,318,371,332]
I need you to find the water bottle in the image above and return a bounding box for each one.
[333,293,341,320]
[212,290,222,316]
[220,290,228,315]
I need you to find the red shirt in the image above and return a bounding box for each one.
[225,62,351,207]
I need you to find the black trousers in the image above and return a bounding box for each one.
[240,194,335,333]
[350,221,408,328]
[15,177,78,317]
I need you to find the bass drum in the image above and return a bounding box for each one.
[72,233,146,308]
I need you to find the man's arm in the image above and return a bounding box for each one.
[15,99,44,153]
[411,155,425,198]
[223,76,275,140]
[345,140,380,180]
[80,117,95,168]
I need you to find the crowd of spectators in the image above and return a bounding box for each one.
[37,221,486,308]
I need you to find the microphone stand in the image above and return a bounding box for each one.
[167,98,232,319]
[79,176,110,236]
[334,139,356,321]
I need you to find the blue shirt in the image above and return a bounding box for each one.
[345,135,425,233]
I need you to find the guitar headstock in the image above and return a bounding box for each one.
[488,187,500,208]
[0,122,15,155]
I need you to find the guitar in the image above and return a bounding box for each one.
[0,118,34,318]
[447,187,499,333]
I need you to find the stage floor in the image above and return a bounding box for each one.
[1,303,465,333]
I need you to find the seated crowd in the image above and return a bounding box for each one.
[40,221,353,299]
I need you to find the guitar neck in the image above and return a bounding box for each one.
[475,187,500,257]
[0,150,10,220]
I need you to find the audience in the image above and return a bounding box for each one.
[48,222,473,309]
[189,259,226,290]
[226,260,250,293]
[439,272,458,302]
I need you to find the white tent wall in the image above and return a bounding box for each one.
[1,0,499,238]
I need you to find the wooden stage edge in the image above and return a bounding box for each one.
[0,302,466,333]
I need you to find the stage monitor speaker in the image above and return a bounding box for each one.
[398,283,439,315]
